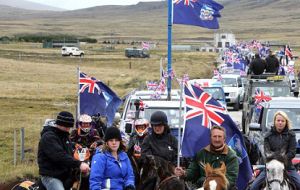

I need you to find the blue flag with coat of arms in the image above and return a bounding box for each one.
[182,82,252,190]
[173,0,224,29]
[79,72,122,126]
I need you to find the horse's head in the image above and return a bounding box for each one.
[203,162,228,190]
[265,154,288,190]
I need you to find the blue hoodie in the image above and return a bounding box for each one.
[89,150,135,190]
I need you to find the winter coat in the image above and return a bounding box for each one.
[89,151,135,190]
[249,58,266,75]
[264,126,296,170]
[38,126,81,181]
[185,145,239,189]
[265,55,280,73]
[70,128,101,148]
[127,134,146,159]
[141,130,178,165]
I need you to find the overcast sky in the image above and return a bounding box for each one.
[28,0,164,10]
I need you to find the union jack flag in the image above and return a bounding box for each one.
[141,41,150,50]
[79,73,101,94]
[184,83,226,128]
[287,66,295,74]
[254,88,272,104]
[181,82,253,190]
[146,81,158,91]
[174,0,198,7]
[79,72,122,126]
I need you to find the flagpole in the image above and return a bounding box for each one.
[77,67,80,119]
[167,0,173,100]
[177,81,184,167]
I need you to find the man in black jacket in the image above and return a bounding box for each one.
[265,50,279,74]
[38,111,90,190]
[248,53,266,75]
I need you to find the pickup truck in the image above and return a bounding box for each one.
[61,46,84,57]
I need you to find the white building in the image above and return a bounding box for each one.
[214,32,236,50]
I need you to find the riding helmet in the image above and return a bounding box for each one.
[150,111,168,125]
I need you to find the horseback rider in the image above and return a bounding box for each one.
[174,125,239,190]
[70,114,103,155]
[250,111,300,190]
[127,118,149,159]
[89,127,135,190]
[141,111,178,165]
[38,111,90,190]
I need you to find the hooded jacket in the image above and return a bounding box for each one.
[185,144,239,189]
[264,126,296,170]
[141,126,178,165]
[89,151,135,190]
[38,126,81,181]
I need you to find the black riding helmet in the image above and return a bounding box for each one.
[150,111,168,125]
[150,111,170,133]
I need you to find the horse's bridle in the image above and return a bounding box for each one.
[266,167,285,189]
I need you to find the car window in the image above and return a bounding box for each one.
[252,86,291,97]
[142,108,183,128]
[265,108,300,130]
[221,78,237,87]
[203,87,225,100]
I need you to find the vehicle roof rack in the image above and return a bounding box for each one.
[249,73,276,79]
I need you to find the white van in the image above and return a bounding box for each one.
[61,46,84,57]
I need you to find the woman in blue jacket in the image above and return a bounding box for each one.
[90,127,135,190]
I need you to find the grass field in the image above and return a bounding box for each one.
[0,0,299,182]
[0,42,216,181]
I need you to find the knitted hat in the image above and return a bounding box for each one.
[104,127,122,142]
[56,111,74,128]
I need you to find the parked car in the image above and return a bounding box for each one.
[61,46,84,57]
[248,97,300,164]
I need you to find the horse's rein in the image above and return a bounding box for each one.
[156,175,178,190]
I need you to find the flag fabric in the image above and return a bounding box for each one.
[182,82,252,190]
[173,0,224,29]
[142,41,150,50]
[254,88,272,104]
[79,72,122,126]
[285,47,293,58]
[146,81,158,91]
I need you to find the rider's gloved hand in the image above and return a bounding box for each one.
[80,162,90,173]
[124,184,135,190]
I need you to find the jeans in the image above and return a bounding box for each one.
[41,176,65,190]
[249,169,300,190]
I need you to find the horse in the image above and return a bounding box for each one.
[263,154,295,190]
[139,155,185,190]
[197,162,229,190]
[0,179,41,190]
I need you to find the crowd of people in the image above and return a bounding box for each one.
[37,105,300,189]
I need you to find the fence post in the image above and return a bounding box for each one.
[20,127,25,161]
[13,129,17,166]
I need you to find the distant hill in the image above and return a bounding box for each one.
[0,0,299,43]
[0,0,64,11]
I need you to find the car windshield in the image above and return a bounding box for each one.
[221,78,237,87]
[203,87,225,101]
[265,108,300,130]
[143,108,183,128]
[251,86,291,97]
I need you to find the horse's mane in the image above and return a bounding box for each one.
[265,153,288,167]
